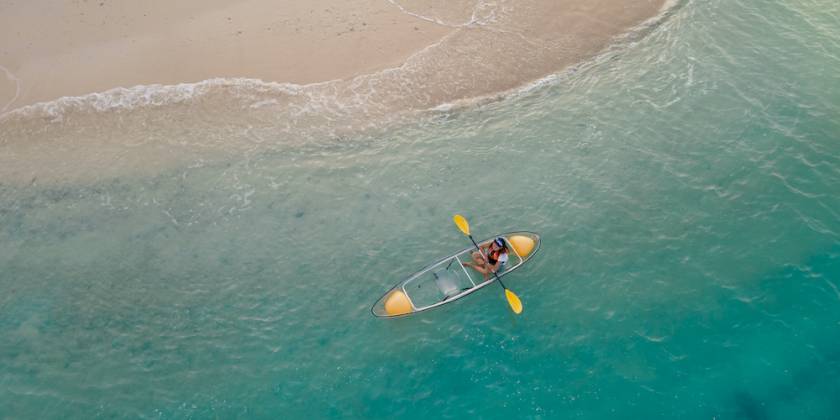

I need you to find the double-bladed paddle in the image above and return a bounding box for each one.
[453,214,523,314]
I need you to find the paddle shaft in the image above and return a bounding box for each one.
[467,235,509,290]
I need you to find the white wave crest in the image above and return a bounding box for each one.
[0,78,307,122]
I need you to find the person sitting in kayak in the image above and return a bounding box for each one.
[463,237,509,280]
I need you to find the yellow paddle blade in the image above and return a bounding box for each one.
[453,214,470,236]
[505,288,523,314]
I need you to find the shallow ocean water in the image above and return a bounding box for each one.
[2,0,840,418]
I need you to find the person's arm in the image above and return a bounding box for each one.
[490,260,501,273]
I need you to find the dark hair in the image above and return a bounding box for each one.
[494,238,506,248]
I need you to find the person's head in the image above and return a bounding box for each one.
[492,237,507,252]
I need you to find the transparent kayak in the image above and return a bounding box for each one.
[371,232,541,317]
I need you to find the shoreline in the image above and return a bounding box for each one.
[0,0,670,185]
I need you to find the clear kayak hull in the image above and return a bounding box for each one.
[371,232,541,318]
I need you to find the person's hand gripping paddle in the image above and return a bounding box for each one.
[453,214,523,314]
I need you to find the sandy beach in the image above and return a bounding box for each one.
[1,0,666,113]
[0,0,453,111]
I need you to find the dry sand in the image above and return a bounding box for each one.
[1,0,666,113]
[0,0,451,111]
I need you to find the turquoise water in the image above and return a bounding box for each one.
[3,0,840,417]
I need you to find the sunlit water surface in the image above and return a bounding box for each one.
[2,0,840,417]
